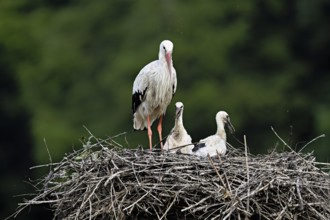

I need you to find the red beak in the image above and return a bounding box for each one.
[165,52,172,74]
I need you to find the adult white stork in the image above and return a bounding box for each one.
[163,102,192,154]
[132,40,177,151]
[192,111,235,157]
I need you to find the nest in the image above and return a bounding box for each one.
[11,133,330,220]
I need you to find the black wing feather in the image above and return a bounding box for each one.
[132,87,148,114]
[192,142,206,152]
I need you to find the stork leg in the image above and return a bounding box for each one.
[147,116,152,151]
[157,115,163,150]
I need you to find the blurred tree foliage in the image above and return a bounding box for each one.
[1,0,329,218]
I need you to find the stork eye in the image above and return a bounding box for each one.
[163,46,166,50]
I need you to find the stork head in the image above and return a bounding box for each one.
[159,40,173,74]
[216,111,235,134]
[175,102,184,119]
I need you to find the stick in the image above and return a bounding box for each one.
[299,134,326,153]
[208,155,227,189]
[244,135,250,216]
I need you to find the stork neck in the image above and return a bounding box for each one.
[159,52,166,63]
[216,124,226,140]
[174,115,184,131]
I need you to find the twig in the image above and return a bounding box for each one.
[299,134,326,153]
[181,196,211,212]
[244,135,250,218]
[217,154,232,194]
[208,155,227,189]
[159,193,178,220]
[271,126,294,152]
[44,138,53,169]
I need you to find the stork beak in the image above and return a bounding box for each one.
[175,107,182,118]
[225,118,235,134]
[165,52,172,74]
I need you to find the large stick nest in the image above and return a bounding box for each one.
[13,133,330,220]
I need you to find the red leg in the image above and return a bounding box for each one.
[157,115,163,150]
[147,116,152,151]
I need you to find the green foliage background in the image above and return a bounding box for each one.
[0,0,329,219]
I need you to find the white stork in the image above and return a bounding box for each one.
[192,111,235,157]
[132,40,177,151]
[163,102,192,154]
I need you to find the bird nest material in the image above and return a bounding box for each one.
[12,133,330,220]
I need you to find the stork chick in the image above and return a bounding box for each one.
[164,102,192,154]
[132,40,177,151]
[192,111,235,157]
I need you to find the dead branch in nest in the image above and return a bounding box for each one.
[9,132,330,220]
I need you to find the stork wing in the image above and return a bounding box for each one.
[132,73,148,114]
[192,142,206,152]
[132,61,157,114]
[172,67,177,97]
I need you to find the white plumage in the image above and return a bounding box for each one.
[192,111,235,157]
[132,40,177,151]
[163,102,193,154]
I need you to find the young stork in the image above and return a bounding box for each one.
[192,111,235,157]
[164,102,192,154]
[132,40,177,151]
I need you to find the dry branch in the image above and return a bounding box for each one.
[9,133,330,220]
